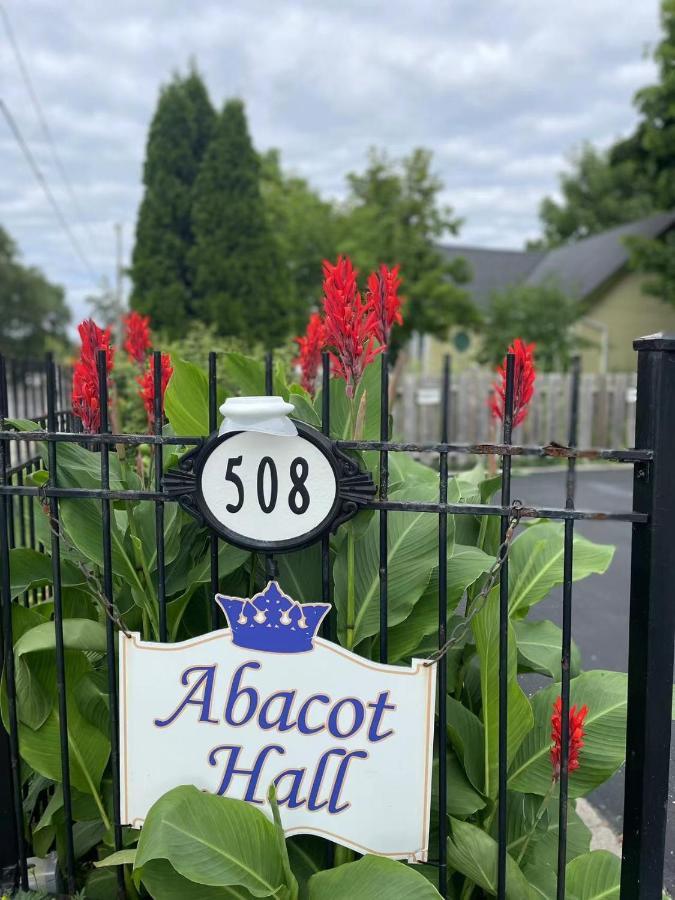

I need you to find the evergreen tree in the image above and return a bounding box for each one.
[191,99,290,347]
[130,67,215,337]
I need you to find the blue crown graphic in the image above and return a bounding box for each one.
[215,581,331,653]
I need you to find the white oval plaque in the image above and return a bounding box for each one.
[197,428,340,550]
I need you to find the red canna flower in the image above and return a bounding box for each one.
[365,263,403,346]
[138,353,173,427]
[294,312,325,395]
[71,318,114,433]
[123,311,151,365]
[490,338,536,428]
[321,256,380,398]
[550,696,588,781]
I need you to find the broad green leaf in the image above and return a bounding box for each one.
[473,592,534,797]
[134,501,181,571]
[308,854,442,898]
[165,356,210,437]
[335,481,453,647]
[221,351,289,401]
[40,441,125,491]
[135,785,288,898]
[507,523,614,616]
[276,544,323,603]
[140,859,256,898]
[430,749,486,820]
[96,849,138,867]
[185,541,250,586]
[14,619,107,730]
[446,817,536,899]
[566,850,620,900]
[509,671,628,797]
[314,355,383,442]
[8,547,84,600]
[2,651,110,805]
[514,619,581,679]
[446,696,485,793]
[289,389,322,429]
[387,451,440,493]
[388,544,493,662]
[60,498,145,597]
[495,792,549,861]
[522,800,591,899]
[287,835,326,900]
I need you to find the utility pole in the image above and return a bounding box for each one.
[114,222,124,345]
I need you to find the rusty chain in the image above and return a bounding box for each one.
[423,499,523,667]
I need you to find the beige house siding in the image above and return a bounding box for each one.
[577,272,675,372]
[423,271,675,376]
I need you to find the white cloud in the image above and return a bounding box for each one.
[0,0,663,325]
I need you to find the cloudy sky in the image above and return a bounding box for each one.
[0,0,662,324]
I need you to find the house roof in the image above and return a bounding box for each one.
[438,245,545,308]
[439,211,675,309]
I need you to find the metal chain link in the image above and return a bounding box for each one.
[423,499,523,667]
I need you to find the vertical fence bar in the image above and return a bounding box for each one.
[0,356,28,888]
[437,354,451,898]
[209,352,220,630]
[320,353,334,641]
[497,353,515,900]
[264,353,278,582]
[565,356,581,505]
[379,353,389,663]
[46,353,77,891]
[621,334,675,899]
[97,351,125,897]
[555,355,580,896]
[555,518,574,898]
[153,351,167,642]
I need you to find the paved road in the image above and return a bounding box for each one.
[511,468,675,892]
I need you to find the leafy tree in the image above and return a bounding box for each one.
[191,100,290,347]
[477,280,583,371]
[130,67,215,337]
[537,144,654,246]
[260,149,338,331]
[619,0,675,303]
[537,1,675,304]
[0,226,70,358]
[337,148,476,352]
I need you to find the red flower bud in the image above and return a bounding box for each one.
[490,338,536,428]
[550,696,588,781]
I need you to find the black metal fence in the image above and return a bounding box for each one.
[0,337,673,899]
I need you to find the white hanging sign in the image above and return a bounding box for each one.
[119,582,437,862]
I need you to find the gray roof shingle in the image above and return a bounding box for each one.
[438,211,675,309]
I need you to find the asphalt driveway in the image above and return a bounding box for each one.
[510,467,675,893]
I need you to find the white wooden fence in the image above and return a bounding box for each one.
[396,371,637,449]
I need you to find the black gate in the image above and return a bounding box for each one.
[0,335,673,899]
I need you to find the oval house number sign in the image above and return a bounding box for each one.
[165,396,376,551]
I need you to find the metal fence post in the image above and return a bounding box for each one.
[621,333,675,899]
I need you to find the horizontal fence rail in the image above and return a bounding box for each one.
[0,342,672,900]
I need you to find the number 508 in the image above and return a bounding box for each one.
[225,456,310,515]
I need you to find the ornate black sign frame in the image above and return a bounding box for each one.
[164,421,376,553]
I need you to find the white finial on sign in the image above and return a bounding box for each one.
[219,396,297,437]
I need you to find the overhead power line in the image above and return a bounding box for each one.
[0,97,99,284]
[0,2,99,250]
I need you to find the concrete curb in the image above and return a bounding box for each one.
[576,798,622,857]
